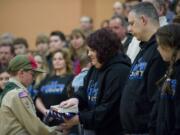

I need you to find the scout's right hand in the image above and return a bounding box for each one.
[60,98,79,108]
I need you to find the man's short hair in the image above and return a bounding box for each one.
[0,33,15,45]
[36,34,49,45]
[0,43,14,55]
[13,37,29,48]
[111,15,129,28]
[130,2,159,23]
[80,16,93,24]
[50,31,66,42]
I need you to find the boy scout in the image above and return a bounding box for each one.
[0,55,62,135]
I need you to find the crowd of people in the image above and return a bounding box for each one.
[0,0,180,135]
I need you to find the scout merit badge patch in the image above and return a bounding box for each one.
[19,91,28,98]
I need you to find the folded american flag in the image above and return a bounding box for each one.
[44,105,78,125]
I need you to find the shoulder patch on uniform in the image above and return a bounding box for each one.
[18,91,28,98]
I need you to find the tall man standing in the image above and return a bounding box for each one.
[120,2,167,135]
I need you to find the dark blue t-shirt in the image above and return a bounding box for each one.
[37,74,74,109]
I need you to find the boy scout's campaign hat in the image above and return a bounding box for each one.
[8,55,45,73]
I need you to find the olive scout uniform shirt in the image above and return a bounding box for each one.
[0,78,62,135]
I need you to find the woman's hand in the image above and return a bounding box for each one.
[60,98,79,108]
[60,115,80,130]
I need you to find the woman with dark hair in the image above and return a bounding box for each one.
[35,49,74,126]
[0,68,10,92]
[59,28,131,135]
[156,24,180,135]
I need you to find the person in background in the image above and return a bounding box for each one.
[0,68,10,92]
[60,28,131,135]
[0,32,15,45]
[0,43,14,69]
[28,53,49,100]
[0,55,62,135]
[156,24,180,135]
[110,15,133,53]
[35,49,74,125]
[72,53,91,93]
[35,49,77,135]
[100,19,109,29]
[49,31,67,52]
[47,31,67,70]
[34,54,49,86]
[113,1,125,16]
[35,34,49,58]
[143,0,168,26]
[13,37,29,55]
[124,0,142,63]
[69,29,88,75]
[165,0,175,23]
[80,16,94,38]
[124,0,142,18]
